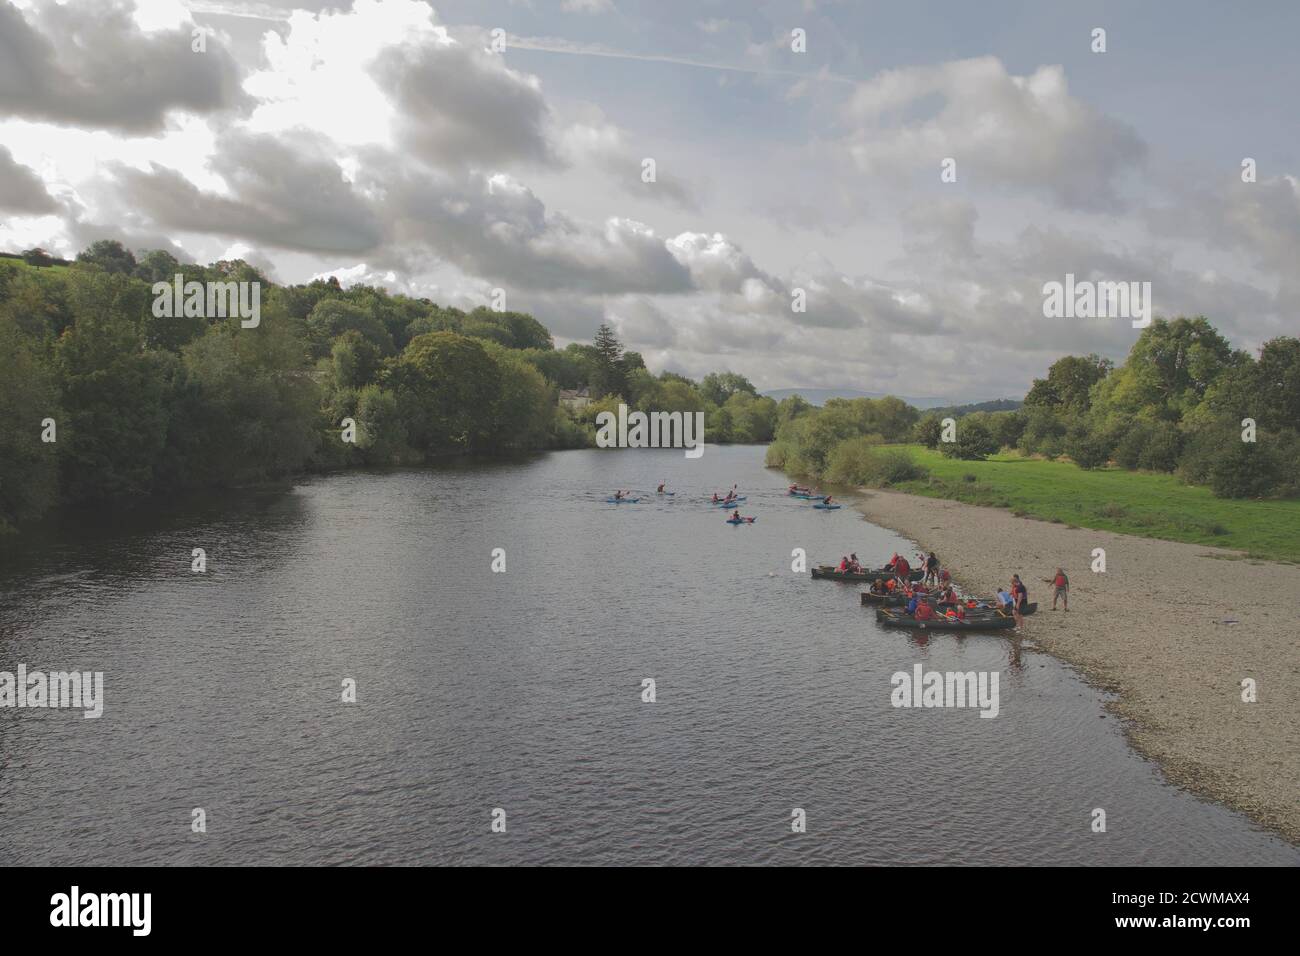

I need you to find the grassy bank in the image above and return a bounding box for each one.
[885,445,1300,563]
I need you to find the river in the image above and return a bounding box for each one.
[1,444,1295,864]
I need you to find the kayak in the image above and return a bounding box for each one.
[875,608,1016,631]
[812,503,841,510]
[812,566,925,582]
[712,496,747,505]
[606,497,641,503]
[725,516,756,524]
[657,491,675,496]
[787,489,814,496]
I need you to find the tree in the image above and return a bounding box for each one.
[133,249,184,284]
[331,330,382,389]
[76,240,137,275]
[306,299,394,356]
[700,371,758,406]
[53,272,175,502]
[21,247,54,267]
[391,332,502,453]
[913,413,944,448]
[1023,354,1112,411]
[1254,337,1300,431]
[591,323,627,398]
[0,315,62,530]
[941,417,999,460]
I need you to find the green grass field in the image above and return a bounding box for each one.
[890,445,1300,563]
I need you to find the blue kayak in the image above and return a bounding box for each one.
[607,497,641,503]
[812,503,841,510]
[726,516,756,524]
[712,496,747,505]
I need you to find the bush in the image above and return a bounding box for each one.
[1209,441,1281,498]
[825,438,927,485]
[912,414,943,448]
[1064,429,1111,469]
[1137,427,1182,472]
[940,417,998,460]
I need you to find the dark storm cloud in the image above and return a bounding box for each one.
[379,163,694,294]
[108,131,384,254]
[370,35,555,170]
[0,0,247,134]
[0,145,58,213]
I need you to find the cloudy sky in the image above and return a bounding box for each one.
[2,0,1298,401]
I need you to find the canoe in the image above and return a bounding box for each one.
[875,608,1016,631]
[812,566,925,582]
[966,602,1037,617]
[725,516,756,524]
[860,593,1038,616]
[606,497,641,503]
[860,591,910,606]
[812,503,841,510]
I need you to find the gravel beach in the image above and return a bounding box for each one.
[854,488,1300,846]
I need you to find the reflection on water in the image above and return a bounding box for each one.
[0,446,1295,864]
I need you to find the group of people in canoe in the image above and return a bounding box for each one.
[859,552,1046,630]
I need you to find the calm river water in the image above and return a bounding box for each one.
[0,445,1295,865]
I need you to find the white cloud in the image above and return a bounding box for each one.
[844,57,1146,210]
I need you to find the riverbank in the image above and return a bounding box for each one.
[853,487,1300,845]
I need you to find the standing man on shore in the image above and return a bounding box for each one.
[1010,574,1029,630]
[1044,568,1070,611]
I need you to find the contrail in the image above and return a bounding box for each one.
[507,34,858,84]
[179,4,858,86]
[183,1,293,21]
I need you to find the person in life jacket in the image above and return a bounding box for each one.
[1010,574,1029,629]
[886,577,898,591]
[838,556,849,571]
[1043,568,1070,611]
[914,601,935,621]
[906,594,920,615]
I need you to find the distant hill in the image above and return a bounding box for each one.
[925,398,1024,418]
[762,387,953,409]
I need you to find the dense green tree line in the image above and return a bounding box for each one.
[766,317,1300,500]
[0,243,775,533]
[908,318,1300,498]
